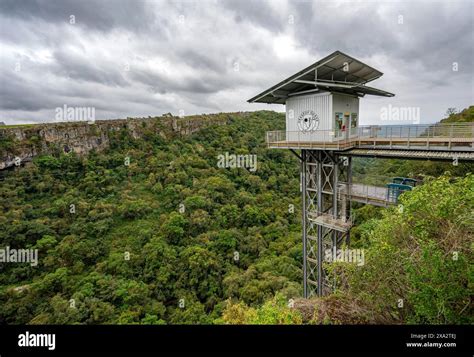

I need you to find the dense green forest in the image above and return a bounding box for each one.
[0,110,472,324]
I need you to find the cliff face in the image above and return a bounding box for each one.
[0,113,238,170]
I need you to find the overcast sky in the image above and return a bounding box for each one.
[0,0,473,125]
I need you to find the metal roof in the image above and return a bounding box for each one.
[248,50,394,104]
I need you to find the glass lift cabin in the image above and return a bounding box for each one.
[248,50,474,297]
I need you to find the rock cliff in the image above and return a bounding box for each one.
[0,113,240,170]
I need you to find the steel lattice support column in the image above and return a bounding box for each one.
[301,150,352,297]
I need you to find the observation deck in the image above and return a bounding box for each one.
[266,123,474,160]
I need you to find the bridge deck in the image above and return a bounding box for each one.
[339,183,394,207]
[345,149,474,161]
[267,123,474,157]
[269,137,473,150]
[305,183,397,233]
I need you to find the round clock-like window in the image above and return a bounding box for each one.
[297,110,319,132]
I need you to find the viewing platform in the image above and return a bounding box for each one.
[307,211,352,232]
[266,123,474,157]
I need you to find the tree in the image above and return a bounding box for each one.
[221,294,302,324]
[177,247,222,303]
[162,212,188,245]
[445,107,457,117]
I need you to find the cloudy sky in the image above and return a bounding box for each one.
[0,0,473,125]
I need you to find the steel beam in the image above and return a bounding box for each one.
[301,150,307,298]
[302,150,353,297]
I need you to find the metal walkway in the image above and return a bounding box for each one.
[267,123,474,159]
[338,182,394,207]
[304,182,397,238]
[344,148,474,161]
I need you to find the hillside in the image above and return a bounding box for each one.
[440,106,474,123]
[0,111,303,324]
[0,114,233,170]
[0,109,472,325]
[222,174,473,324]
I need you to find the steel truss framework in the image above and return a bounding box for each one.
[301,149,353,297]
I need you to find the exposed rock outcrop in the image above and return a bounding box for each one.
[0,113,239,170]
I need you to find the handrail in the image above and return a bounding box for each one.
[266,123,474,150]
[338,182,394,206]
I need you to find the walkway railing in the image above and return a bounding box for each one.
[267,123,474,151]
[266,129,356,150]
[338,182,401,207]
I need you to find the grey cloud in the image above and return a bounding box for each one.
[0,0,472,124]
[0,73,54,111]
[289,1,473,81]
[221,0,285,33]
[130,68,227,95]
[177,49,227,73]
[52,49,129,87]
[0,0,155,33]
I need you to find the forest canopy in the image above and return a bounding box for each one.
[0,110,472,324]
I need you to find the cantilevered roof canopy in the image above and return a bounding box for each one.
[248,51,394,104]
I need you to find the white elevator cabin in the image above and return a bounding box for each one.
[285,92,359,142]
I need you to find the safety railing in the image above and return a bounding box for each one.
[266,129,355,150]
[338,182,393,206]
[357,123,473,139]
[266,123,474,151]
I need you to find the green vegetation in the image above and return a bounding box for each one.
[220,293,302,324]
[1,124,36,129]
[440,106,474,123]
[0,111,302,324]
[343,174,473,324]
[222,174,473,325]
[0,109,472,325]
